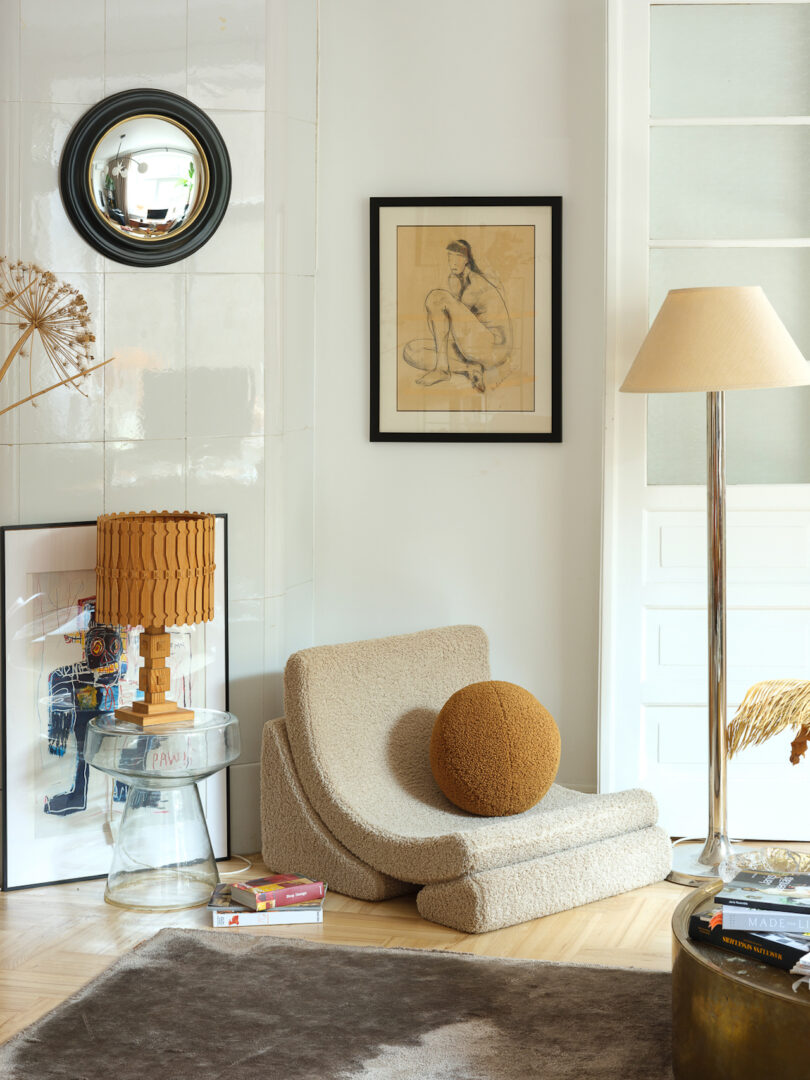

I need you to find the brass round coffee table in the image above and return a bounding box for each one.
[672,882,810,1078]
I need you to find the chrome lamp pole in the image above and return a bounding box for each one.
[702,389,733,870]
[667,390,736,884]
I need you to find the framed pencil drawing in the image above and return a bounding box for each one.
[370,196,562,442]
[1,516,230,890]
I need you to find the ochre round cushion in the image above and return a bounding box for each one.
[430,680,561,817]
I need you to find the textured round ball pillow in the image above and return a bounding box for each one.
[430,680,561,816]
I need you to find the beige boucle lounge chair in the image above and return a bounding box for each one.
[260,625,671,933]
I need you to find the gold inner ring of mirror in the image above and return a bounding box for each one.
[88,114,211,243]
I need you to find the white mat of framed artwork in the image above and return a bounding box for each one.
[1,518,229,890]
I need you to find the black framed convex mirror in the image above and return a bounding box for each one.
[60,89,231,267]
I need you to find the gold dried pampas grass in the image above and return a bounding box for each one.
[0,257,113,415]
[728,679,810,765]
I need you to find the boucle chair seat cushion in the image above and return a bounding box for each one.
[417,825,673,933]
[282,626,661,884]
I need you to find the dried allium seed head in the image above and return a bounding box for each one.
[0,258,111,412]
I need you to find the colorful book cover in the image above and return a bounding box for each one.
[690,908,810,972]
[715,870,810,915]
[228,874,326,911]
[208,881,326,910]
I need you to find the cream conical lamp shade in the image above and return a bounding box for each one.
[620,286,810,393]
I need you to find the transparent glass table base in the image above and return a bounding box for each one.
[105,782,218,911]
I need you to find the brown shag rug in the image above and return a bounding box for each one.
[0,929,673,1078]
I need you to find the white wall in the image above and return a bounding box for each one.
[0,0,318,852]
[314,0,607,790]
[0,0,609,867]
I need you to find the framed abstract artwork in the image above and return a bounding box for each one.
[370,196,562,442]
[1,516,229,890]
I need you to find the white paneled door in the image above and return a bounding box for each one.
[602,0,810,841]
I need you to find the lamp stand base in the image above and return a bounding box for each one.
[667,839,806,887]
[114,701,194,728]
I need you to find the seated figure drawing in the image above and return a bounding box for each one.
[403,239,513,393]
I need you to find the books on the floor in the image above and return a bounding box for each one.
[228,873,326,911]
[715,870,810,915]
[213,902,324,928]
[689,908,810,973]
[207,883,326,927]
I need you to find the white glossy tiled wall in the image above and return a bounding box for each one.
[0,0,318,853]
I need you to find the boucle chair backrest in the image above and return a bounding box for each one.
[283,625,490,862]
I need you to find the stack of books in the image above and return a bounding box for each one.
[689,868,810,975]
[208,873,327,928]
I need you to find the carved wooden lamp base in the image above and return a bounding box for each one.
[115,705,194,728]
[114,626,193,728]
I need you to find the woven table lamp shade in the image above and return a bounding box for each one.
[96,511,215,727]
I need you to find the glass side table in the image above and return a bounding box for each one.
[84,709,240,912]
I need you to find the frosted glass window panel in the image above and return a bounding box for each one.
[649,389,810,486]
[651,126,810,241]
[651,4,810,118]
[727,388,810,484]
[649,247,810,358]
[647,247,810,484]
[647,393,705,485]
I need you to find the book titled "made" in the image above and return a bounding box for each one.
[716,869,810,933]
[229,874,326,911]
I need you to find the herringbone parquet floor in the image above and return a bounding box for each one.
[0,852,692,1044]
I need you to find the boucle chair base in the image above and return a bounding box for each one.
[416,826,672,933]
[261,717,414,902]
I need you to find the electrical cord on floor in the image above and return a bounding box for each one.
[219,855,253,876]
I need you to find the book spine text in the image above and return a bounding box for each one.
[722,907,810,933]
[689,916,803,971]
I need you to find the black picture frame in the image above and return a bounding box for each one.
[1,516,230,891]
[370,196,562,442]
[60,88,231,268]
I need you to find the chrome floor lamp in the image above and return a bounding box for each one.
[621,286,810,885]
